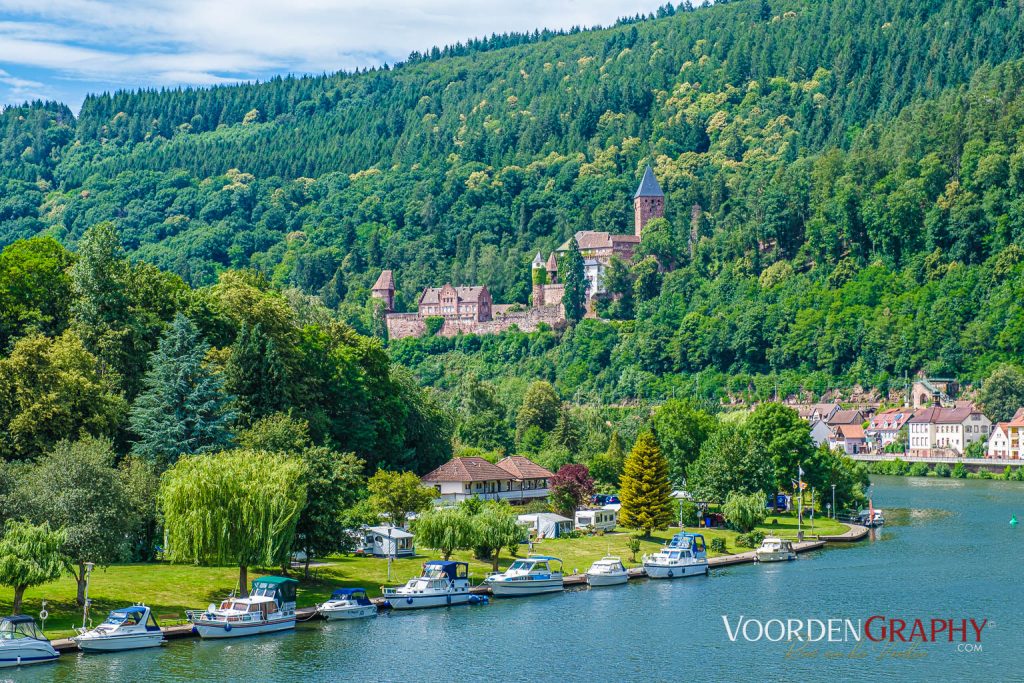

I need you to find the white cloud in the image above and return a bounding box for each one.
[0,0,663,105]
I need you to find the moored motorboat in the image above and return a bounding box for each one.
[585,556,629,587]
[317,588,377,620]
[187,576,297,638]
[382,561,478,610]
[0,615,59,668]
[754,537,797,563]
[642,532,709,579]
[484,556,563,596]
[74,604,166,652]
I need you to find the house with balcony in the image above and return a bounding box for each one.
[907,404,992,457]
[987,408,1024,459]
[421,456,554,504]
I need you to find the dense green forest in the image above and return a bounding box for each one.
[1,0,1024,403]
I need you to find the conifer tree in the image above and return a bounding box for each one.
[551,404,581,454]
[619,431,674,536]
[129,313,234,470]
[561,236,587,323]
[225,321,291,421]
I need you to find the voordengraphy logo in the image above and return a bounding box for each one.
[722,615,988,646]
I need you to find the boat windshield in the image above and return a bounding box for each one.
[507,560,534,572]
[0,619,43,640]
[105,611,142,625]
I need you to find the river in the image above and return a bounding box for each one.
[13,476,1023,682]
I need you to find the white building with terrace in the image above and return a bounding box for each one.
[421,456,553,504]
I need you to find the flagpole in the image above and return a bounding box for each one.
[797,463,803,541]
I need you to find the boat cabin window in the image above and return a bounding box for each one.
[693,538,706,552]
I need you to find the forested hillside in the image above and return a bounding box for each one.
[1,0,1024,401]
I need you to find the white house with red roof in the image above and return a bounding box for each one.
[828,423,867,455]
[421,456,554,504]
[908,404,992,457]
[987,408,1024,459]
[866,407,914,449]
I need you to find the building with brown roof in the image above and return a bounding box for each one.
[422,456,554,504]
[908,404,991,457]
[418,284,493,322]
[828,423,867,455]
[827,409,865,427]
[866,408,914,449]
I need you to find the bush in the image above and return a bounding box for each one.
[736,531,765,548]
[908,462,929,477]
[710,537,727,553]
[952,463,968,478]
[679,500,699,527]
[978,469,993,479]
[626,534,643,562]
[933,463,951,478]
[424,316,444,336]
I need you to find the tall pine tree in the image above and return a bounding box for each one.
[225,321,291,421]
[561,237,587,323]
[619,431,674,536]
[129,313,234,471]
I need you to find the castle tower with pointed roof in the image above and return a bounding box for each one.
[371,269,395,312]
[633,165,665,237]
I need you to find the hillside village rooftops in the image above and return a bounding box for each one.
[909,405,982,424]
[796,403,841,419]
[868,408,913,431]
[828,409,863,425]
[835,424,866,439]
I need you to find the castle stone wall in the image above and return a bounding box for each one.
[386,305,565,340]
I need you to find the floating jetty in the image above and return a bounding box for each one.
[49,526,866,653]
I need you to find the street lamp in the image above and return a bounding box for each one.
[831,484,836,519]
[82,561,95,629]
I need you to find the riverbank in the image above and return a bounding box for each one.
[6,514,851,639]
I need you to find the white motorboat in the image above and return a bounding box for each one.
[642,532,709,579]
[858,508,885,527]
[188,576,297,638]
[0,615,58,668]
[74,604,166,652]
[585,556,629,587]
[754,537,797,563]
[383,561,483,610]
[317,588,377,620]
[484,556,563,596]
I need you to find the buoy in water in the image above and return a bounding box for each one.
[1011,516,1018,527]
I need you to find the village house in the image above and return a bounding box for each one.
[808,419,831,448]
[987,408,1024,459]
[907,405,992,457]
[866,408,914,450]
[827,409,866,426]
[421,455,554,504]
[796,403,842,422]
[828,423,868,455]
[417,284,493,322]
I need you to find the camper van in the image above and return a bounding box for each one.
[574,508,618,532]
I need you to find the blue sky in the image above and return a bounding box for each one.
[0,1,664,112]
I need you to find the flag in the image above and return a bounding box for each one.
[800,481,808,490]
[791,479,798,489]
[798,466,805,477]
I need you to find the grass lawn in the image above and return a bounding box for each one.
[4,512,849,639]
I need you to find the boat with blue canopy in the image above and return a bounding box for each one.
[382,561,480,610]
[0,615,58,668]
[642,532,709,579]
[317,588,377,620]
[74,604,166,652]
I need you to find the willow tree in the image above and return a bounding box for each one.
[473,503,525,571]
[159,450,307,596]
[0,521,67,614]
[414,507,476,561]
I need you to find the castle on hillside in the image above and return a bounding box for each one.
[374,166,665,339]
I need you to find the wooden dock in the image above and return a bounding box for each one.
[49,528,861,653]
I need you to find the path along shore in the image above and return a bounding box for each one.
[51,524,869,652]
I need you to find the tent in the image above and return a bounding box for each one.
[517,513,574,539]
